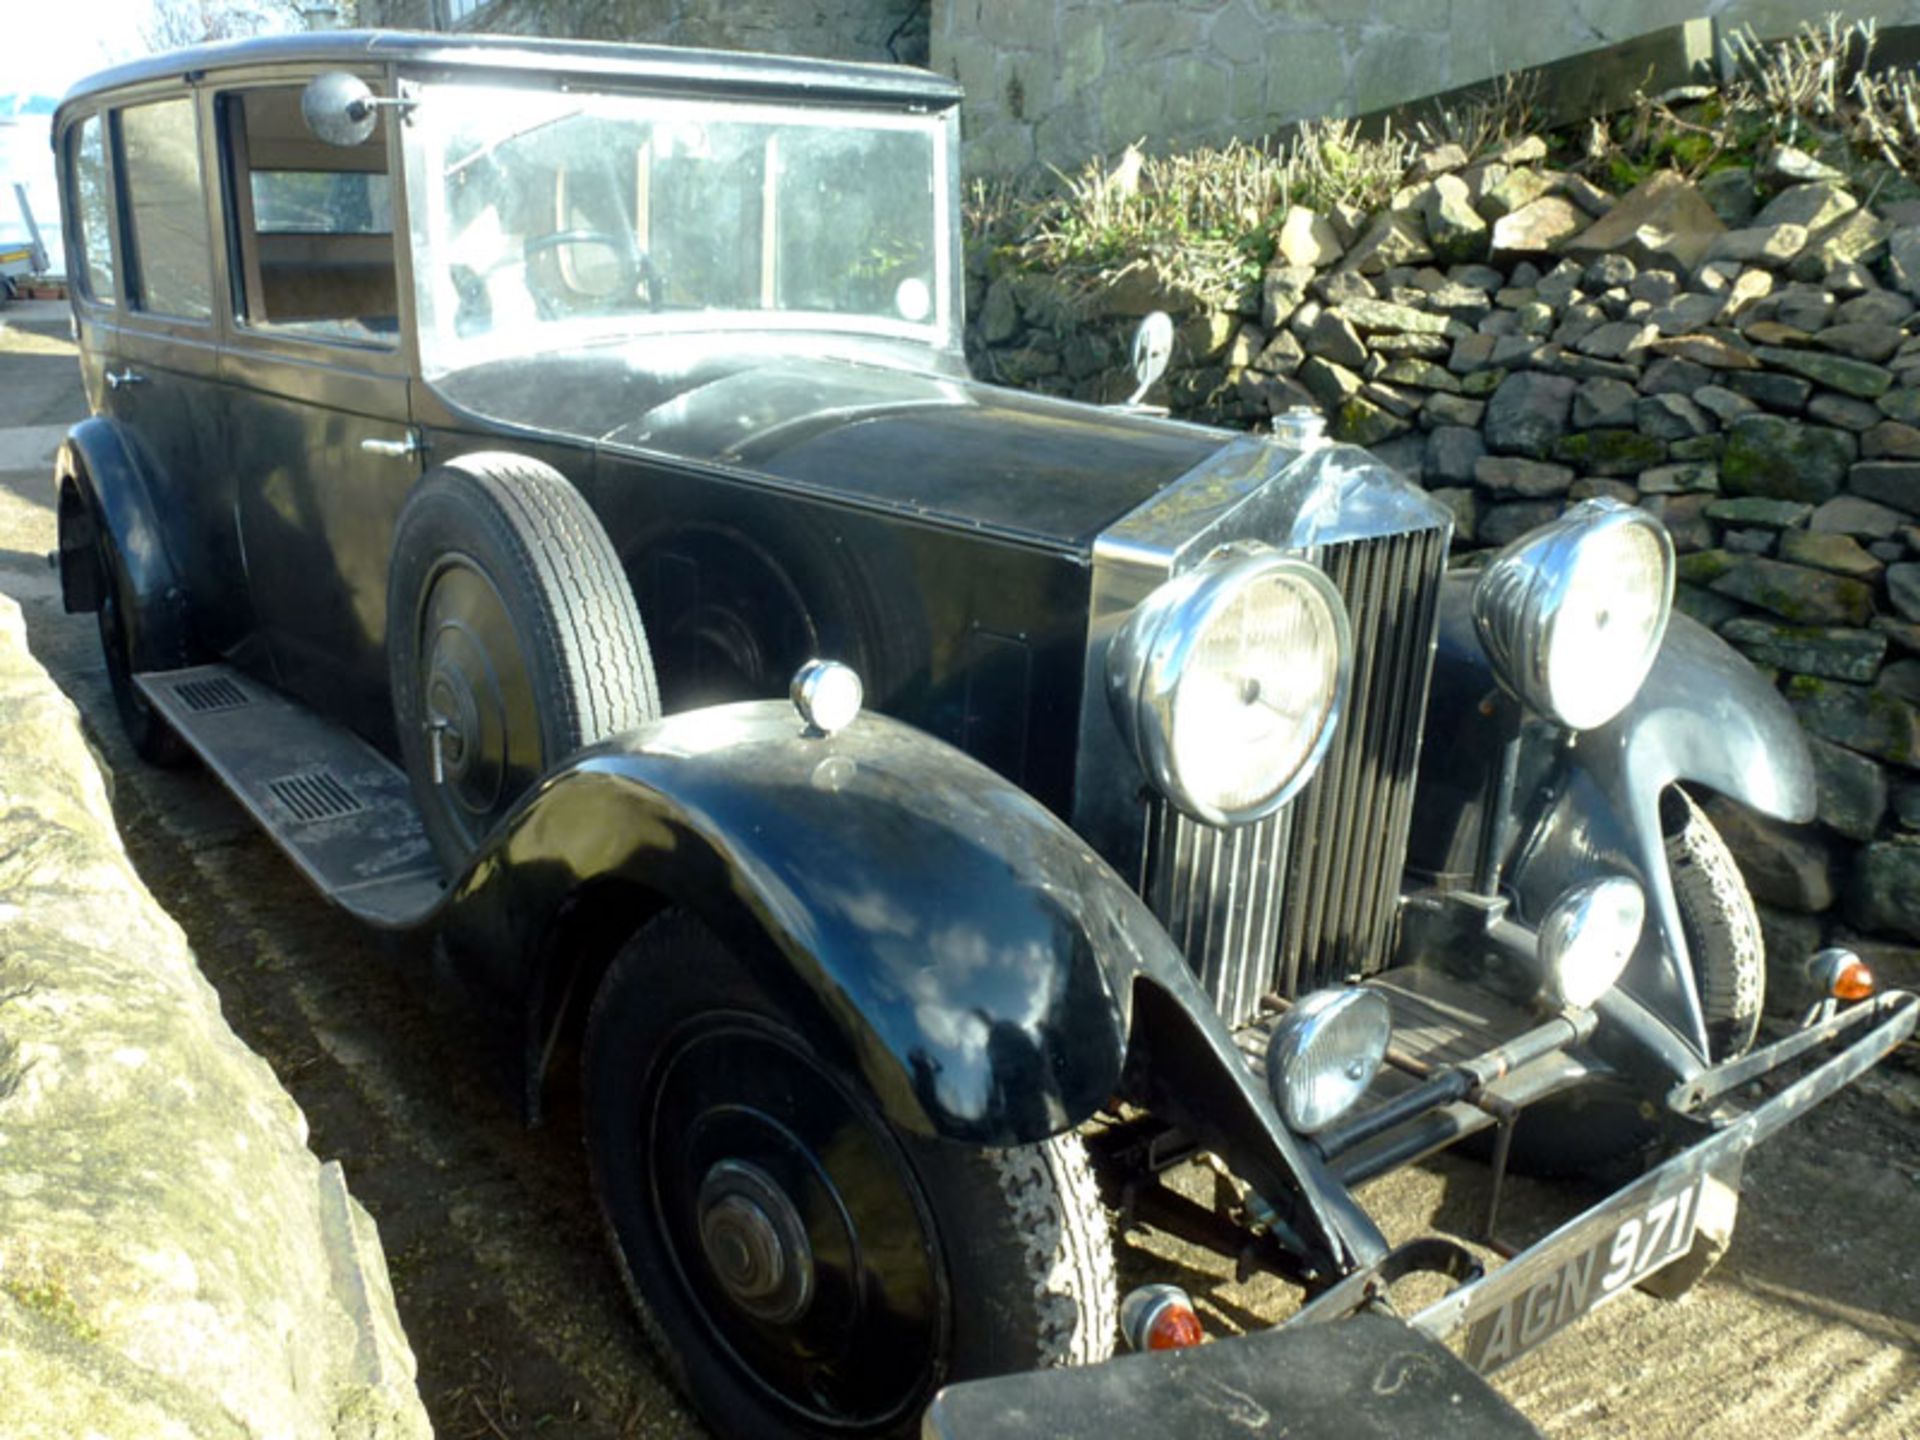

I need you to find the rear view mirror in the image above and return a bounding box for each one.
[1128,311,1174,405]
[301,72,382,147]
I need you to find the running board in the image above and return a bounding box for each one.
[136,664,444,927]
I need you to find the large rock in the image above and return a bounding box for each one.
[1482,370,1576,458]
[0,598,430,1440]
[1844,842,1920,940]
[1721,414,1855,502]
[1565,171,1726,273]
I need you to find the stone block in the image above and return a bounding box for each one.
[1277,206,1345,269]
[1426,425,1486,485]
[1845,842,1920,940]
[1489,196,1588,257]
[1778,528,1884,580]
[1808,392,1886,432]
[1710,556,1874,626]
[1724,369,1813,412]
[1344,212,1433,276]
[1478,498,1563,547]
[1474,455,1575,496]
[1786,674,1920,769]
[1720,616,1887,683]
[1565,171,1725,273]
[1850,462,1920,516]
[1638,393,1713,440]
[1752,180,1857,233]
[1721,415,1854,502]
[1573,376,1641,430]
[1810,495,1909,539]
[1549,427,1667,476]
[1483,370,1576,459]
[1702,794,1842,912]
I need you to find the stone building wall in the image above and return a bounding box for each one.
[935,1,1920,175]
[364,0,928,64]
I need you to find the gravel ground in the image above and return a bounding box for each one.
[2,305,1915,1440]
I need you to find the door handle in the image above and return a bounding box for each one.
[360,431,422,459]
[105,367,145,389]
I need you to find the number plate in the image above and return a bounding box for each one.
[1461,1175,1703,1370]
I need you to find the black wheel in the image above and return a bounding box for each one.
[1664,789,1764,1061]
[387,452,658,870]
[584,909,1116,1438]
[94,534,190,766]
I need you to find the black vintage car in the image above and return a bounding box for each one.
[51,29,1914,1440]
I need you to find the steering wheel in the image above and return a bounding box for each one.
[513,228,664,315]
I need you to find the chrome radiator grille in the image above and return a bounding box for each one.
[1142,524,1450,1027]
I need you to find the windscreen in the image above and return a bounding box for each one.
[406,82,951,374]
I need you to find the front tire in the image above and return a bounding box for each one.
[583,909,1117,1437]
[1665,789,1764,1060]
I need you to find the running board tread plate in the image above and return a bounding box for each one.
[136,664,442,926]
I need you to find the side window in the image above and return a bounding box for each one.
[68,115,116,304]
[119,98,214,320]
[221,85,398,346]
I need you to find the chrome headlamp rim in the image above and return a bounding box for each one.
[1470,497,1675,733]
[1106,545,1353,829]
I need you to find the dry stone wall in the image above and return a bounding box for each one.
[973,142,1920,989]
[0,595,430,1440]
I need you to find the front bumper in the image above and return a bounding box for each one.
[926,990,1915,1440]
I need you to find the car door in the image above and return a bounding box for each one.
[214,78,424,751]
[92,89,244,657]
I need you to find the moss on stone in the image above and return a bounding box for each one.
[1549,427,1668,474]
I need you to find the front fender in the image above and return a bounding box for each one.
[55,417,190,668]
[440,702,1385,1271]
[442,702,1165,1146]
[1413,574,1814,1065]
[1512,610,1813,1060]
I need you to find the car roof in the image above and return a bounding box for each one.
[57,28,963,116]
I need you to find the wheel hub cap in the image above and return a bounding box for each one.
[696,1160,813,1324]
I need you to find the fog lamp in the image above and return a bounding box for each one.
[1539,877,1644,1010]
[1265,988,1392,1134]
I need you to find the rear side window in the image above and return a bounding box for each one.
[68,116,115,303]
[120,98,214,320]
[250,171,392,235]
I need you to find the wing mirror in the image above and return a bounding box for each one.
[301,71,407,147]
[1127,311,1174,407]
